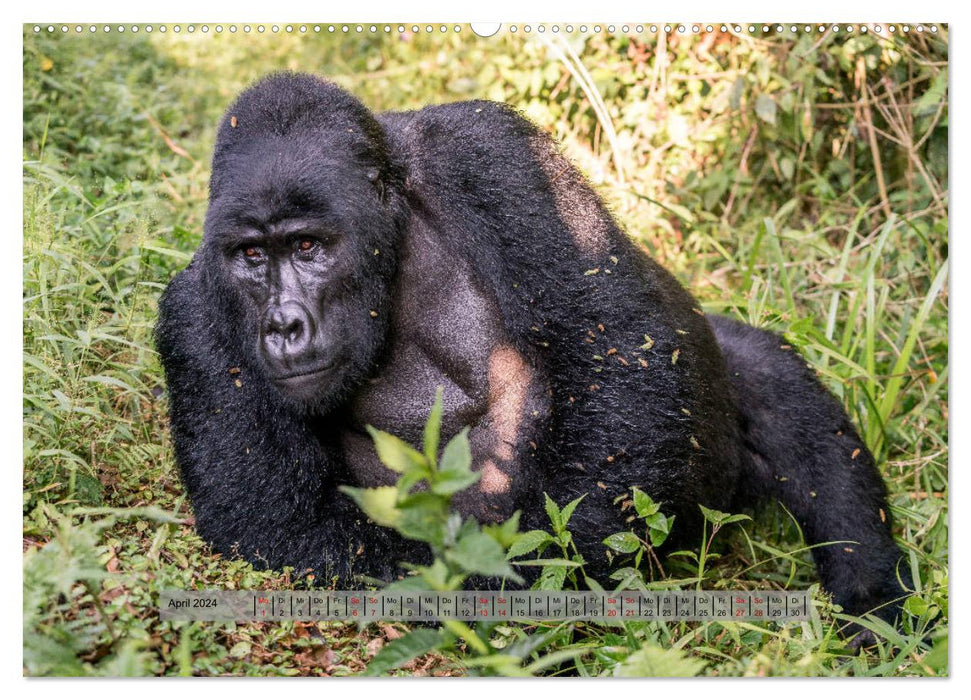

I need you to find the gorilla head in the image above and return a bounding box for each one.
[199,74,406,412]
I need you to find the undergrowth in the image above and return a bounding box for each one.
[22,24,947,676]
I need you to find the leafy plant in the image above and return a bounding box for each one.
[345,389,586,676]
[602,488,676,588]
[506,493,593,592]
[341,389,521,588]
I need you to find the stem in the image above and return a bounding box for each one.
[697,522,707,589]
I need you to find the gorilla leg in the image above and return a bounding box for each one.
[709,316,912,623]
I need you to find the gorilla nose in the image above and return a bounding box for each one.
[261,302,314,365]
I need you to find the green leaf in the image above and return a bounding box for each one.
[438,427,472,475]
[432,427,479,495]
[632,487,659,518]
[507,530,554,559]
[423,387,444,467]
[363,628,444,676]
[339,486,401,528]
[559,494,586,529]
[720,514,751,525]
[755,93,777,126]
[430,467,480,496]
[646,513,672,547]
[366,426,427,474]
[396,492,449,543]
[382,577,431,593]
[603,531,641,554]
[609,567,645,589]
[448,531,520,579]
[535,564,567,591]
[543,493,562,533]
[921,636,948,674]
[411,559,451,589]
[699,504,731,525]
[483,511,521,548]
[729,76,745,110]
[512,558,581,567]
[904,594,929,617]
[614,643,706,677]
[698,505,748,528]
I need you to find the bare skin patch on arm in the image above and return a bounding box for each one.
[481,343,533,490]
[453,343,550,521]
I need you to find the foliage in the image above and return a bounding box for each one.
[341,389,521,589]
[23,24,947,676]
[349,390,593,676]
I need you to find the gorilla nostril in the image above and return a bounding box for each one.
[283,318,303,342]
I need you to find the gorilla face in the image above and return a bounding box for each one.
[201,99,403,413]
[221,214,361,402]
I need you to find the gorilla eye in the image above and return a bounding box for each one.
[240,245,265,263]
[294,237,322,258]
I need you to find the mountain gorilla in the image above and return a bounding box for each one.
[156,72,911,632]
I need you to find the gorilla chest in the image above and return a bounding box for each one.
[340,221,549,519]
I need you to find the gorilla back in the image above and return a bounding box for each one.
[156,73,910,628]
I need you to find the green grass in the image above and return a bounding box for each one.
[22,25,947,676]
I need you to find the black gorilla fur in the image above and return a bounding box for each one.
[156,73,911,628]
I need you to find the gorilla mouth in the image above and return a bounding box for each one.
[270,362,335,383]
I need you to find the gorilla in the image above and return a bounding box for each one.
[156,72,911,630]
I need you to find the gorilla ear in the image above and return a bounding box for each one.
[365,167,385,200]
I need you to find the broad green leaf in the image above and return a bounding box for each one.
[699,504,731,525]
[483,511,521,548]
[383,576,432,592]
[423,387,444,467]
[912,68,947,118]
[396,492,449,543]
[438,427,472,475]
[413,559,451,589]
[449,531,519,579]
[535,564,567,591]
[507,530,554,559]
[921,637,948,674]
[904,594,929,617]
[430,467,480,496]
[646,513,673,547]
[603,531,641,554]
[339,485,400,528]
[698,505,747,528]
[609,567,646,589]
[729,76,745,110]
[644,512,669,531]
[720,514,751,525]
[632,487,659,518]
[229,641,251,659]
[366,426,426,474]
